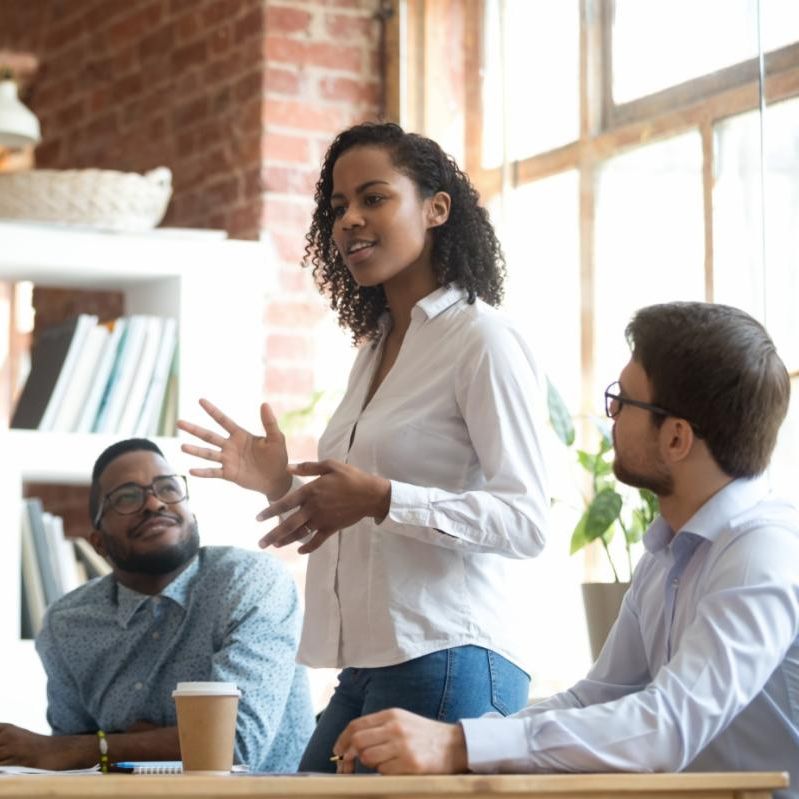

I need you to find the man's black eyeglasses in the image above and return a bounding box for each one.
[604,382,673,420]
[94,475,189,527]
[604,382,702,437]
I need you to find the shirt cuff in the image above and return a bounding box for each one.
[381,479,431,528]
[461,717,530,773]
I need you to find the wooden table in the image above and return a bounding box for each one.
[0,772,789,799]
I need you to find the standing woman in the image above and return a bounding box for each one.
[178,122,549,772]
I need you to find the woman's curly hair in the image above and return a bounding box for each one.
[304,122,506,344]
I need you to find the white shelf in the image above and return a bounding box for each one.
[0,223,275,731]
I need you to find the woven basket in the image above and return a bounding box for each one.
[0,166,172,231]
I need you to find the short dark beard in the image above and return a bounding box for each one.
[103,516,200,575]
[613,458,674,497]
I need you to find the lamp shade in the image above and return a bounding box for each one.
[0,78,41,148]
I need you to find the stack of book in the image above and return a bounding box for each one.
[10,314,179,437]
[20,499,111,639]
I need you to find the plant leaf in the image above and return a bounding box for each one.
[584,488,623,542]
[569,510,589,554]
[547,378,575,446]
[639,488,659,521]
[576,449,596,473]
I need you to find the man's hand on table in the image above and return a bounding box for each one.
[333,708,469,775]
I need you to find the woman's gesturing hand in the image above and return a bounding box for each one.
[256,460,392,554]
[177,399,292,500]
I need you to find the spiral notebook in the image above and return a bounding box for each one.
[109,762,250,774]
[110,761,183,774]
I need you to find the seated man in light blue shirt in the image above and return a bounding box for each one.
[332,302,799,796]
[0,438,314,772]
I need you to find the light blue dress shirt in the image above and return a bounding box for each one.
[462,478,799,798]
[36,546,315,773]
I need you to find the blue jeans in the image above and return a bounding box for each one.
[298,645,530,772]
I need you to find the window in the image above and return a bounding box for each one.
[395,0,799,689]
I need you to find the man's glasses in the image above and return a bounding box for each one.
[604,382,672,420]
[94,475,188,527]
[604,382,702,436]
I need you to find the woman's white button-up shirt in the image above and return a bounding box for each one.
[298,284,550,669]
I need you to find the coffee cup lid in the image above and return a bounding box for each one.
[172,681,241,697]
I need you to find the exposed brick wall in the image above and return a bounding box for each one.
[0,0,267,238]
[260,0,382,459]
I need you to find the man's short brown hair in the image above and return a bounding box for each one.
[626,302,790,478]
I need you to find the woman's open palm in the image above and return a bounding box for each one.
[177,399,290,497]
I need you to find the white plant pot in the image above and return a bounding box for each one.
[581,581,630,661]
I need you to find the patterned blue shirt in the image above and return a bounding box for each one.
[36,546,314,773]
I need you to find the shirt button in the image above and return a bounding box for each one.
[134,681,143,691]
[152,631,160,640]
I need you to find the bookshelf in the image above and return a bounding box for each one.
[0,221,275,732]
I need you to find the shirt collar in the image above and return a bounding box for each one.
[373,284,467,348]
[414,284,468,320]
[643,476,769,554]
[114,553,200,628]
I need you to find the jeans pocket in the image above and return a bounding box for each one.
[487,650,530,716]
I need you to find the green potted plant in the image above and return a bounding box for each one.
[547,380,659,658]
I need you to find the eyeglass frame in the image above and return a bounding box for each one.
[94,474,189,528]
[604,382,702,437]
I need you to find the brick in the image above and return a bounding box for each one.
[265,36,362,72]
[204,51,243,84]
[203,0,239,27]
[88,86,112,113]
[265,67,300,96]
[140,23,175,60]
[205,175,241,208]
[169,0,197,15]
[268,333,312,360]
[176,69,201,95]
[171,39,207,71]
[265,5,312,35]
[262,196,315,229]
[55,99,86,130]
[44,14,87,52]
[237,99,263,135]
[265,365,315,396]
[174,9,202,43]
[262,132,311,164]
[244,166,265,200]
[234,70,263,103]
[110,45,136,76]
[210,85,233,115]
[172,95,209,127]
[80,1,129,33]
[112,72,144,103]
[108,3,164,48]
[266,301,325,328]
[262,165,317,195]
[319,76,379,104]
[148,114,168,141]
[228,203,263,239]
[234,6,264,44]
[34,138,62,167]
[264,99,344,133]
[325,13,375,40]
[207,24,233,56]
